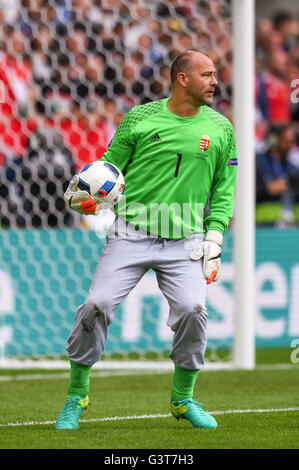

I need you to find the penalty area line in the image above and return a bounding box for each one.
[1,407,299,428]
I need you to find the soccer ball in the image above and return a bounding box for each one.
[78,160,125,207]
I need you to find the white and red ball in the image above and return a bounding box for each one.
[78,160,125,207]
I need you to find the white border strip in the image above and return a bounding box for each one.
[0,359,297,372]
[1,407,299,428]
[0,370,171,382]
[0,360,174,371]
[0,363,297,383]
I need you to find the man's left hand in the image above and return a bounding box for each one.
[190,230,223,284]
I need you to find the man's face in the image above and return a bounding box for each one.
[182,55,218,106]
[277,128,295,155]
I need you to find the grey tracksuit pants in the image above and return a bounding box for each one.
[66,218,208,370]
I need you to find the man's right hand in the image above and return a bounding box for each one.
[267,178,288,196]
[64,175,100,215]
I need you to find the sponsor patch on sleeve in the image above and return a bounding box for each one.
[228,158,238,166]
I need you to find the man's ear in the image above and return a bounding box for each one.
[177,71,189,87]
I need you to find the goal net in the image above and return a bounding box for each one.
[0,0,246,368]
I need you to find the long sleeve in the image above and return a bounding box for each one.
[100,110,136,173]
[205,120,238,233]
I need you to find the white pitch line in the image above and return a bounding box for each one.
[210,407,299,416]
[0,360,175,371]
[0,369,171,382]
[0,358,298,372]
[0,363,297,383]
[1,407,299,428]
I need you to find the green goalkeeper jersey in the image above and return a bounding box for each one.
[100,98,238,239]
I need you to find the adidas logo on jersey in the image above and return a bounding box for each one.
[150,133,162,142]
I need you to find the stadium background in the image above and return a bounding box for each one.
[0,0,298,363]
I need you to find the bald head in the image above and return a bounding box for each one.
[170,50,213,86]
[168,50,218,108]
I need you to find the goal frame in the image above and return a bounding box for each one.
[232,0,256,369]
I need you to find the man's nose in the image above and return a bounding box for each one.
[211,76,218,86]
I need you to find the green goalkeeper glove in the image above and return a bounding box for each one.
[64,175,100,215]
[190,230,223,284]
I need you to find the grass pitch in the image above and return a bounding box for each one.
[0,350,298,450]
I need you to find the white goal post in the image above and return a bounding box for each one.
[232,0,256,369]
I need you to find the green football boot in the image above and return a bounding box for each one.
[170,398,217,429]
[55,395,90,430]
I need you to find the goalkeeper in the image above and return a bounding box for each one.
[55,50,238,430]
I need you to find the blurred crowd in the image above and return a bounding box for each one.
[255,11,299,227]
[0,0,298,228]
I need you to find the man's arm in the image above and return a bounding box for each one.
[190,120,238,284]
[257,152,288,196]
[205,120,238,233]
[65,110,136,216]
[100,109,136,172]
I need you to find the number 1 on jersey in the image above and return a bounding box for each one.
[174,153,182,177]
